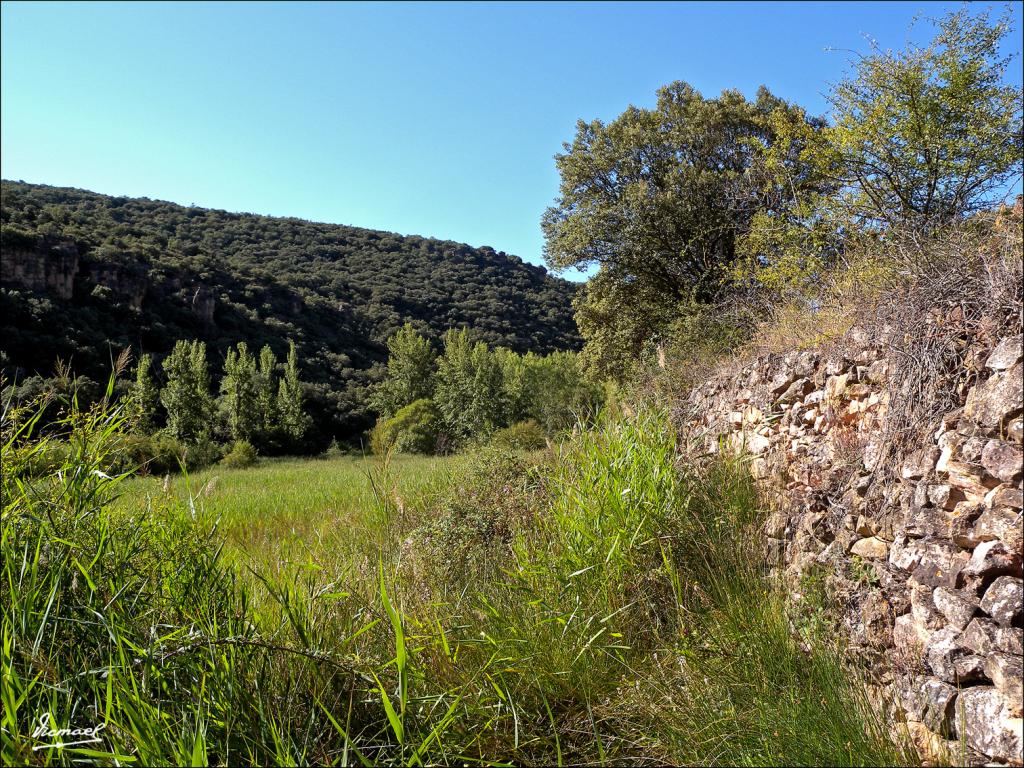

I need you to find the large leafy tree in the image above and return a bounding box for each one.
[827,7,1023,229]
[542,83,829,375]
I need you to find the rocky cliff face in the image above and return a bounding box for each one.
[1,238,214,321]
[680,330,1023,765]
[1,241,80,300]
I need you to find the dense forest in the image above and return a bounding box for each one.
[0,181,580,443]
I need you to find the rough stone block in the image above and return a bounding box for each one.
[981,439,1024,484]
[954,686,1024,762]
[902,677,958,735]
[984,654,1023,718]
[959,618,1024,656]
[986,334,1023,371]
[851,536,889,559]
[974,505,1024,552]
[980,576,1024,627]
[962,541,1023,584]
[932,587,979,631]
[903,447,942,480]
[963,363,1024,431]
[925,626,970,683]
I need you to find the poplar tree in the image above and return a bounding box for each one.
[257,345,280,437]
[434,328,503,440]
[160,340,213,443]
[370,323,436,418]
[131,353,161,433]
[220,342,260,442]
[276,341,309,444]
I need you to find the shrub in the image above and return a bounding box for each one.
[371,398,442,455]
[410,446,546,582]
[184,430,223,470]
[489,419,547,451]
[221,439,258,469]
[117,432,186,475]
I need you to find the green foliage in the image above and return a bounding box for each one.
[369,325,603,452]
[276,340,310,447]
[526,349,603,433]
[221,439,258,469]
[130,353,161,432]
[1,389,349,766]
[117,432,186,475]
[371,398,442,455]
[184,429,223,469]
[4,383,913,766]
[257,344,280,439]
[543,83,828,370]
[220,341,262,443]
[489,419,547,451]
[160,339,213,444]
[370,323,436,418]
[413,446,545,581]
[433,328,504,441]
[828,7,1023,229]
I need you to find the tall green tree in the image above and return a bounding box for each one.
[434,328,503,441]
[370,323,437,418]
[257,345,279,439]
[276,341,310,445]
[542,83,828,375]
[827,7,1023,229]
[219,342,260,443]
[160,340,213,444]
[494,348,531,426]
[130,353,161,433]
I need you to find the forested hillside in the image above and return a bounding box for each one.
[0,181,580,440]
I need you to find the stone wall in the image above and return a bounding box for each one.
[679,331,1023,765]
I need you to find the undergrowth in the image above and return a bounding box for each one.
[2,383,916,766]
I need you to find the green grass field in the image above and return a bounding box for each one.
[117,453,461,578]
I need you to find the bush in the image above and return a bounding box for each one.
[370,398,442,455]
[184,430,223,470]
[489,419,547,451]
[410,446,547,582]
[221,439,258,469]
[118,432,186,475]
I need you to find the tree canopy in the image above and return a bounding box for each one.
[827,7,1023,229]
[542,83,829,375]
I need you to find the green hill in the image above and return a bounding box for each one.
[0,180,580,442]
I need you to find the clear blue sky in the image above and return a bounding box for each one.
[2,1,1021,280]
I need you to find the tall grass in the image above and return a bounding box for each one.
[2,386,915,766]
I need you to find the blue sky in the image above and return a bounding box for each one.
[2,1,1021,280]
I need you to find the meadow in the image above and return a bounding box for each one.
[116,453,461,580]
[2,392,918,766]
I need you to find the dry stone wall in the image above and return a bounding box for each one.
[680,331,1023,765]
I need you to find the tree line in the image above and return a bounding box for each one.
[124,339,309,468]
[369,323,603,454]
[0,177,581,447]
